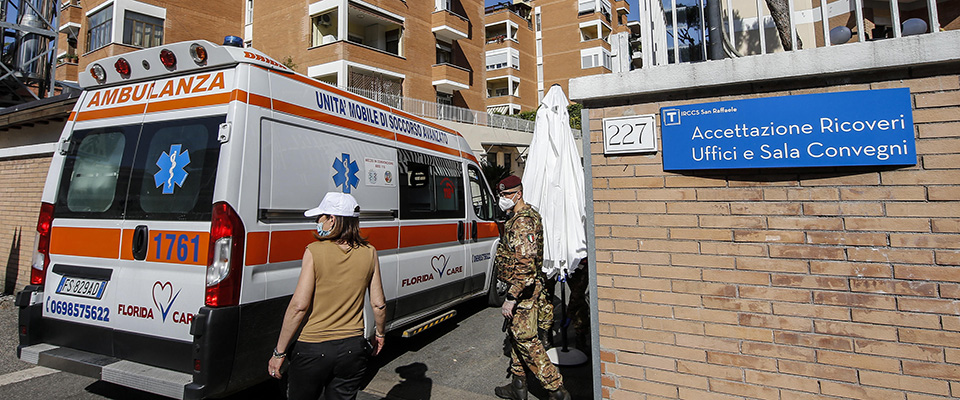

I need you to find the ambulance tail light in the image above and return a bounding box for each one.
[205,202,245,307]
[31,202,54,285]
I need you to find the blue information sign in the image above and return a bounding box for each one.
[660,88,916,170]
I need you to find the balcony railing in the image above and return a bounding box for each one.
[340,85,534,133]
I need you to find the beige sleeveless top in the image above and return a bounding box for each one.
[297,240,375,343]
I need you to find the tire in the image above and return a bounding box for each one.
[487,272,507,306]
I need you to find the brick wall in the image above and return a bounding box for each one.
[589,74,960,398]
[0,154,50,295]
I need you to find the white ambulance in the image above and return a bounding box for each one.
[16,39,505,399]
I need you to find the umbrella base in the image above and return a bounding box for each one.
[547,347,588,366]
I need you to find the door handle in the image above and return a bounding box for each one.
[457,221,465,243]
[132,225,149,260]
[471,222,478,242]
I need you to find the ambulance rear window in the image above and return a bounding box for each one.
[56,116,224,221]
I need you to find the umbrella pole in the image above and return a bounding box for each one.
[547,271,587,366]
[560,278,569,351]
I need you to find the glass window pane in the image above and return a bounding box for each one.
[132,116,223,220]
[65,132,125,212]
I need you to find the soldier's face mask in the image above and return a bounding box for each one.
[499,190,520,212]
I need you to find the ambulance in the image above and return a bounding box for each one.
[16,39,505,399]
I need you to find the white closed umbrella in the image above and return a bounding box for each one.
[522,85,588,366]
[522,85,587,279]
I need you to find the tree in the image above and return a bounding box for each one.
[764,0,801,50]
[481,161,511,190]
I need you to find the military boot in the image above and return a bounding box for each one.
[494,375,528,400]
[548,386,572,400]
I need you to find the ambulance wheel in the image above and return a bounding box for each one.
[488,274,508,306]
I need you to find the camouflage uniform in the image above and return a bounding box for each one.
[566,264,589,350]
[495,204,563,391]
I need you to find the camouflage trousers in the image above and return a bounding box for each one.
[567,267,589,336]
[507,301,563,391]
[537,275,555,332]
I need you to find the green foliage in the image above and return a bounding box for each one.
[281,56,298,70]
[517,110,536,122]
[481,161,511,191]
[567,103,582,130]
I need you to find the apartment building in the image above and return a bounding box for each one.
[242,0,487,114]
[56,0,244,83]
[482,0,632,114]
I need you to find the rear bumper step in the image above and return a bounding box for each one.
[20,344,192,399]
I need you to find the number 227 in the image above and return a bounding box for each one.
[607,123,646,146]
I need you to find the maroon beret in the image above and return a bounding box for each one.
[498,175,522,192]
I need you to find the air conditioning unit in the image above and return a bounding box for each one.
[319,14,332,26]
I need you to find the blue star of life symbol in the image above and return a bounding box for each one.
[333,153,360,193]
[154,144,191,194]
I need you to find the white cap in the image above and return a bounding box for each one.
[304,192,360,217]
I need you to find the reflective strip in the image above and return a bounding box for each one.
[400,224,459,248]
[477,222,499,239]
[245,231,269,266]
[50,227,121,259]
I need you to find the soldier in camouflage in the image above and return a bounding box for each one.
[493,175,571,400]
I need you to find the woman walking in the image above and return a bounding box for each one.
[268,192,387,400]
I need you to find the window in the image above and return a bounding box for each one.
[246,0,254,24]
[399,149,464,220]
[311,12,337,47]
[486,49,520,71]
[135,118,221,217]
[436,40,452,64]
[581,54,597,68]
[385,29,400,54]
[86,5,113,51]
[468,166,496,221]
[56,116,224,221]
[581,48,610,70]
[123,11,163,48]
[63,131,126,213]
[535,13,541,32]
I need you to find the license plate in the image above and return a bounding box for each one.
[56,276,107,299]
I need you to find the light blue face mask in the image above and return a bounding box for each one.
[317,219,333,237]
[316,223,331,237]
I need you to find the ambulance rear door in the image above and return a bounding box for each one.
[109,68,236,353]
[44,101,226,373]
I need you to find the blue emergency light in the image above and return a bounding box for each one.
[223,36,244,48]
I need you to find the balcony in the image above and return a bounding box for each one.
[432,8,468,42]
[432,63,471,93]
[340,85,534,132]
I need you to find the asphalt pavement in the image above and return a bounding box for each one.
[0,294,593,400]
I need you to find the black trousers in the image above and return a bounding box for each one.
[287,336,371,400]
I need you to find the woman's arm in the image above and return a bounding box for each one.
[268,249,316,378]
[368,250,387,355]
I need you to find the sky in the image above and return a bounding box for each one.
[483,0,641,22]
